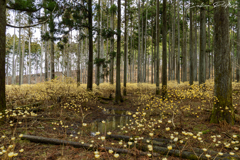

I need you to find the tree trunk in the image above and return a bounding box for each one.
[0,0,6,120]
[44,23,48,81]
[137,0,141,83]
[77,30,81,87]
[20,35,25,85]
[109,0,114,84]
[28,28,32,84]
[12,12,16,85]
[123,0,128,95]
[189,0,193,85]
[18,17,22,86]
[182,0,187,82]
[232,29,235,82]
[162,0,167,99]
[50,13,55,80]
[210,0,234,124]
[237,1,240,82]
[156,0,160,95]
[194,11,198,81]
[87,0,93,90]
[40,25,44,82]
[177,0,180,84]
[199,6,206,85]
[115,0,122,103]
[172,0,176,81]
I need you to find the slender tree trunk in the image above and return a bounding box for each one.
[0,0,6,120]
[194,11,198,81]
[12,12,16,85]
[199,6,206,85]
[182,0,187,82]
[156,0,160,94]
[168,30,171,81]
[172,0,176,81]
[211,0,234,124]
[77,30,81,87]
[18,16,22,85]
[137,0,141,83]
[87,0,93,90]
[40,26,44,82]
[115,0,122,103]
[20,35,25,85]
[110,0,114,84]
[162,0,167,98]
[232,28,235,82]
[123,0,128,95]
[189,0,193,85]
[44,23,48,81]
[6,55,9,85]
[50,15,55,80]
[208,2,211,79]
[237,1,240,82]
[177,0,180,84]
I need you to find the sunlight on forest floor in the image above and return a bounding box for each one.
[1,79,240,159]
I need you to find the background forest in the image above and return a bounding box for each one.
[0,0,240,159]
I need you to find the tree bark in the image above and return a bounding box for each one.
[182,0,187,82]
[189,0,193,85]
[199,5,206,85]
[156,0,160,95]
[162,0,167,99]
[87,0,93,90]
[177,0,180,84]
[44,23,48,82]
[0,0,6,121]
[115,0,122,103]
[210,0,234,124]
[237,1,240,82]
[109,0,114,84]
[172,0,176,81]
[12,12,16,85]
[123,0,128,95]
[194,11,198,81]
[137,0,141,83]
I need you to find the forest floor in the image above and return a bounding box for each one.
[1,78,240,160]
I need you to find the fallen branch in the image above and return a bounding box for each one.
[21,135,240,160]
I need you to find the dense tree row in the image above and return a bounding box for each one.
[0,0,238,124]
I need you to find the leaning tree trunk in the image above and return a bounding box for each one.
[0,0,6,121]
[210,0,234,124]
[199,5,206,85]
[162,0,168,99]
